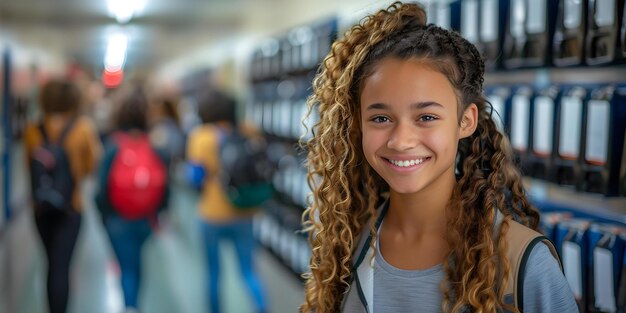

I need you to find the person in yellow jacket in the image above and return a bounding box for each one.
[186,89,268,313]
[23,78,102,313]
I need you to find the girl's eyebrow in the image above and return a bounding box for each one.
[411,101,444,110]
[365,101,444,111]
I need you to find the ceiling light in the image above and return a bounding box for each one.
[107,0,147,24]
[104,32,128,72]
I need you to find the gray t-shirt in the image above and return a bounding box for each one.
[373,237,579,313]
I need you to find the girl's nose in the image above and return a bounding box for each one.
[387,122,417,151]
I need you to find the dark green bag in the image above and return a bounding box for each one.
[219,130,274,210]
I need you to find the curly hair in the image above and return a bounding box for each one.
[300,2,540,312]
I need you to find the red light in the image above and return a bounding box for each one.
[102,69,124,88]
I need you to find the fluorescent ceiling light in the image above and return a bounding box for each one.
[104,32,128,71]
[107,0,147,24]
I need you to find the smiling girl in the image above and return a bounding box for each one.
[300,2,577,312]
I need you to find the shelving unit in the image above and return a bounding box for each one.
[485,65,626,86]
[485,66,626,226]
[525,178,626,225]
[246,17,338,279]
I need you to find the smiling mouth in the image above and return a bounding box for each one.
[384,157,431,167]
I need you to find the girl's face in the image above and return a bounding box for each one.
[360,57,476,195]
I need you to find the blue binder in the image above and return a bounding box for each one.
[553,0,589,66]
[552,86,589,187]
[528,85,561,181]
[509,86,535,175]
[586,0,625,65]
[588,223,626,313]
[478,0,510,71]
[578,85,626,196]
[556,218,592,311]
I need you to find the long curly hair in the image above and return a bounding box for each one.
[300,2,541,312]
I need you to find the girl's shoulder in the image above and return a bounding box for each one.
[500,218,564,309]
[522,242,578,312]
[61,115,99,147]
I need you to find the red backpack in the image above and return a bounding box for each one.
[108,133,167,220]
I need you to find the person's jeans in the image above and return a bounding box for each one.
[105,215,152,309]
[35,210,81,313]
[201,219,267,313]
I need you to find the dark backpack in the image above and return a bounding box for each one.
[219,129,274,210]
[30,119,76,216]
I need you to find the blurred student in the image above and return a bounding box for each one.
[149,95,185,165]
[186,89,268,313]
[90,86,116,143]
[95,86,170,313]
[24,78,102,313]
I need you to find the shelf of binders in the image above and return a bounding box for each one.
[485,81,626,224]
[246,18,335,142]
[247,17,337,278]
[254,198,310,281]
[249,18,337,83]
[537,195,626,313]
[446,0,626,72]
[486,81,626,313]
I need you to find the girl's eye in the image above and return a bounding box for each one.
[371,116,390,123]
[419,115,438,122]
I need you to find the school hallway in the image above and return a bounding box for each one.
[0,143,305,313]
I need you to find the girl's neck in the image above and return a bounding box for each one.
[386,170,456,238]
[378,171,455,270]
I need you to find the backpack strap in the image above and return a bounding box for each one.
[502,217,563,311]
[38,123,49,144]
[39,116,78,145]
[342,199,389,313]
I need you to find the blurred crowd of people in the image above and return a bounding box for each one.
[22,76,269,313]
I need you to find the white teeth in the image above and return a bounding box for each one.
[390,158,425,167]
